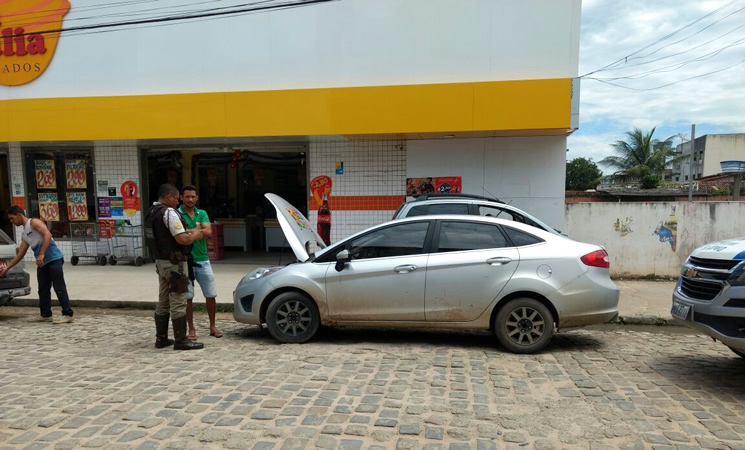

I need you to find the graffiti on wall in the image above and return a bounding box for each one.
[654,206,678,251]
[613,217,633,236]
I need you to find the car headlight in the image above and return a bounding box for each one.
[247,267,283,280]
[729,262,745,286]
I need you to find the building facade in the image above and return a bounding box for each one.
[672,133,745,182]
[1,0,581,259]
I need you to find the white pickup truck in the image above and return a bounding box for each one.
[671,237,745,359]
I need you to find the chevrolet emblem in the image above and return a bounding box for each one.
[686,268,698,278]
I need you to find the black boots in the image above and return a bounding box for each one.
[154,313,174,348]
[172,315,204,350]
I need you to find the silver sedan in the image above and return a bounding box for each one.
[234,194,619,354]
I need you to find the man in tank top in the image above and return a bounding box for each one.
[0,206,74,323]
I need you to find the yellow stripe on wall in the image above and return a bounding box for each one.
[0,78,572,142]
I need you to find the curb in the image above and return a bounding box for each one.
[615,315,674,326]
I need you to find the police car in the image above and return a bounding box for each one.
[672,238,745,359]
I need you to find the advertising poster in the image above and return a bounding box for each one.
[66,192,88,222]
[434,176,462,194]
[38,193,59,221]
[98,219,116,239]
[310,175,333,205]
[110,197,124,218]
[406,176,462,195]
[121,180,139,217]
[65,160,87,189]
[98,197,111,218]
[35,160,57,189]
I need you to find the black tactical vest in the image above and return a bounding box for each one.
[145,203,189,261]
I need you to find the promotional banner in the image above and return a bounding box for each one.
[35,160,57,189]
[98,197,111,218]
[65,160,87,189]
[121,180,139,217]
[66,192,88,222]
[310,175,332,205]
[110,197,124,218]
[38,193,59,221]
[406,176,462,195]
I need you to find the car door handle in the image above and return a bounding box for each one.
[394,264,418,273]
[486,257,512,266]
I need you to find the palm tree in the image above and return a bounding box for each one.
[599,127,687,179]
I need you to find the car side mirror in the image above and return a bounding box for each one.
[335,249,350,272]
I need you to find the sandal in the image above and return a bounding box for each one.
[187,332,197,341]
[210,329,223,338]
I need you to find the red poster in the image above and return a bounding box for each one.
[98,220,115,239]
[38,193,59,222]
[66,192,88,222]
[121,180,139,216]
[65,160,87,189]
[35,160,56,189]
[310,175,333,205]
[434,177,462,194]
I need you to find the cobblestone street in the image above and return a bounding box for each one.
[1,307,744,450]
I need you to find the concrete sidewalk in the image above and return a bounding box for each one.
[11,261,677,324]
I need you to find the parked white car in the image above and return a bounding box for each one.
[0,228,31,307]
[233,194,619,354]
[672,237,745,359]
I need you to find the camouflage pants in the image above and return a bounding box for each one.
[155,259,189,319]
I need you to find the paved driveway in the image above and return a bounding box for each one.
[1,307,743,450]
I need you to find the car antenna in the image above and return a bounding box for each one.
[482,186,512,205]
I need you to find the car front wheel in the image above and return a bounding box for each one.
[266,292,320,343]
[495,298,554,354]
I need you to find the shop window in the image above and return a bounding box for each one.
[23,149,95,239]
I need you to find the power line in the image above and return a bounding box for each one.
[580,0,742,77]
[585,58,745,91]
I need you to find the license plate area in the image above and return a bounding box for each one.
[671,300,691,320]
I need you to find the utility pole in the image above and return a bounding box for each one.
[688,124,696,202]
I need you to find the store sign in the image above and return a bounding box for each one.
[65,160,86,189]
[66,192,88,221]
[0,0,71,86]
[35,160,56,189]
[38,193,59,221]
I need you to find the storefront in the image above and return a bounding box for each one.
[0,0,581,262]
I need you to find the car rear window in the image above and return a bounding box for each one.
[502,226,544,246]
[0,229,14,245]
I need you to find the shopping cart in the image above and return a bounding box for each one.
[69,222,108,266]
[109,223,145,266]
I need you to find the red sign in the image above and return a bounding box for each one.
[310,175,332,205]
[66,192,88,221]
[98,220,115,239]
[434,177,462,194]
[66,160,87,189]
[121,180,139,216]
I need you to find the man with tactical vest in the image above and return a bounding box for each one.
[145,184,205,350]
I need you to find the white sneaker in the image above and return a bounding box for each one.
[53,315,74,324]
[28,316,53,323]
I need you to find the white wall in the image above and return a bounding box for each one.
[407,137,568,230]
[3,0,581,100]
[566,202,745,277]
[703,134,745,177]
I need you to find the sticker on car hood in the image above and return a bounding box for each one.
[692,237,745,260]
[265,193,327,262]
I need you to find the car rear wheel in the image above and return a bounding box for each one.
[728,347,745,360]
[495,298,554,354]
[266,292,320,343]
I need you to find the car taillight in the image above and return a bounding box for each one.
[581,249,610,268]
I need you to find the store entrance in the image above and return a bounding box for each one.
[145,146,307,261]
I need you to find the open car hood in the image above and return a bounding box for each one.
[265,193,327,262]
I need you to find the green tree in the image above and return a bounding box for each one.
[566,157,603,190]
[599,127,687,179]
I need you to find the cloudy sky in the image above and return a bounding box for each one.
[568,0,745,167]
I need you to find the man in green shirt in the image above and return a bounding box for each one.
[179,185,223,339]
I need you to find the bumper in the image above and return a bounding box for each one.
[672,282,745,353]
[233,276,273,325]
[553,268,620,328]
[0,286,32,306]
